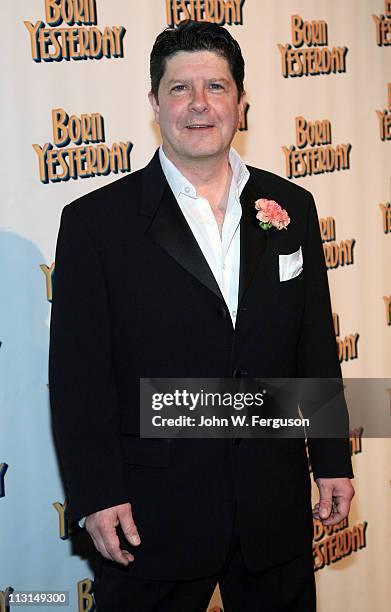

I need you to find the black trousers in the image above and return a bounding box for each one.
[93,503,316,612]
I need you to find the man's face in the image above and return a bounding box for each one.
[149,50,246,164]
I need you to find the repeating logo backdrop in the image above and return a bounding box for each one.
[0,1,390,611]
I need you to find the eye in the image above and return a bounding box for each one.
[171,84,187,92]
[209,83,224,90]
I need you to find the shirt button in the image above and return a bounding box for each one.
[222,263,226,270]
[232,310,237,318]
[184,186,190,193]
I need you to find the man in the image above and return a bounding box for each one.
[49,20,354,611]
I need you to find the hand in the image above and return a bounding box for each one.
[85,502,141,566]
[313,477,355,526]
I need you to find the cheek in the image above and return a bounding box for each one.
[221,109,240,131]
[215,102,240,122]
[161,105,184,129]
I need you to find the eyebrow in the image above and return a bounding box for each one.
[166,78,230,85]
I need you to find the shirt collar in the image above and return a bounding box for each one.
[159,145,250,201]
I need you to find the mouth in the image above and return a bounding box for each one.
[185,124,214,130]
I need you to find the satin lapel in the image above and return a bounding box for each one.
[141,152,224,303]
[238,173,267,304]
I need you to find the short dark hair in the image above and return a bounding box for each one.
[150,20,245,101]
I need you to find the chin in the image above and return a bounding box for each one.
[183,144,223,159]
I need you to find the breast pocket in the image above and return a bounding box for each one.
[279,246,303,282]
[120,435,170,467]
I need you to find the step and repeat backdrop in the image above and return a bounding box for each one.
[1,1,390,611]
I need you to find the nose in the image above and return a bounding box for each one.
[188,85,210,113]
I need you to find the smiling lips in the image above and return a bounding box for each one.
[185,124,214,130]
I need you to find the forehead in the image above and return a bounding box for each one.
[162,50,232,79]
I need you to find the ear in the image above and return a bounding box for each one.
[148,91,160,124]
[238,90,247,123]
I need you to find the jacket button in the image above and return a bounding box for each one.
[233,438,242,446]
[217,306,227,318]
[233,368,248,378]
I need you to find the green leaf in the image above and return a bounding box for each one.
[259,222,272,230]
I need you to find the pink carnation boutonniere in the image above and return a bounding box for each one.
[255,198,290,231]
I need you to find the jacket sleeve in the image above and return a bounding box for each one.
[49,204,130,522]
[296,193,354,480]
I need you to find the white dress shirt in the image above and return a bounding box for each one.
[159,146,250,327]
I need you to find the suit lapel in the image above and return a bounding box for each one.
[238,172,267,304]
[140,151,224,302]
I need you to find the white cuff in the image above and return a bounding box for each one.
[78,516,87,528]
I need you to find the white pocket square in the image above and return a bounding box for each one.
[279,246,303,282]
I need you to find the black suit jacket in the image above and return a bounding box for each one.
[49,150,353,580]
